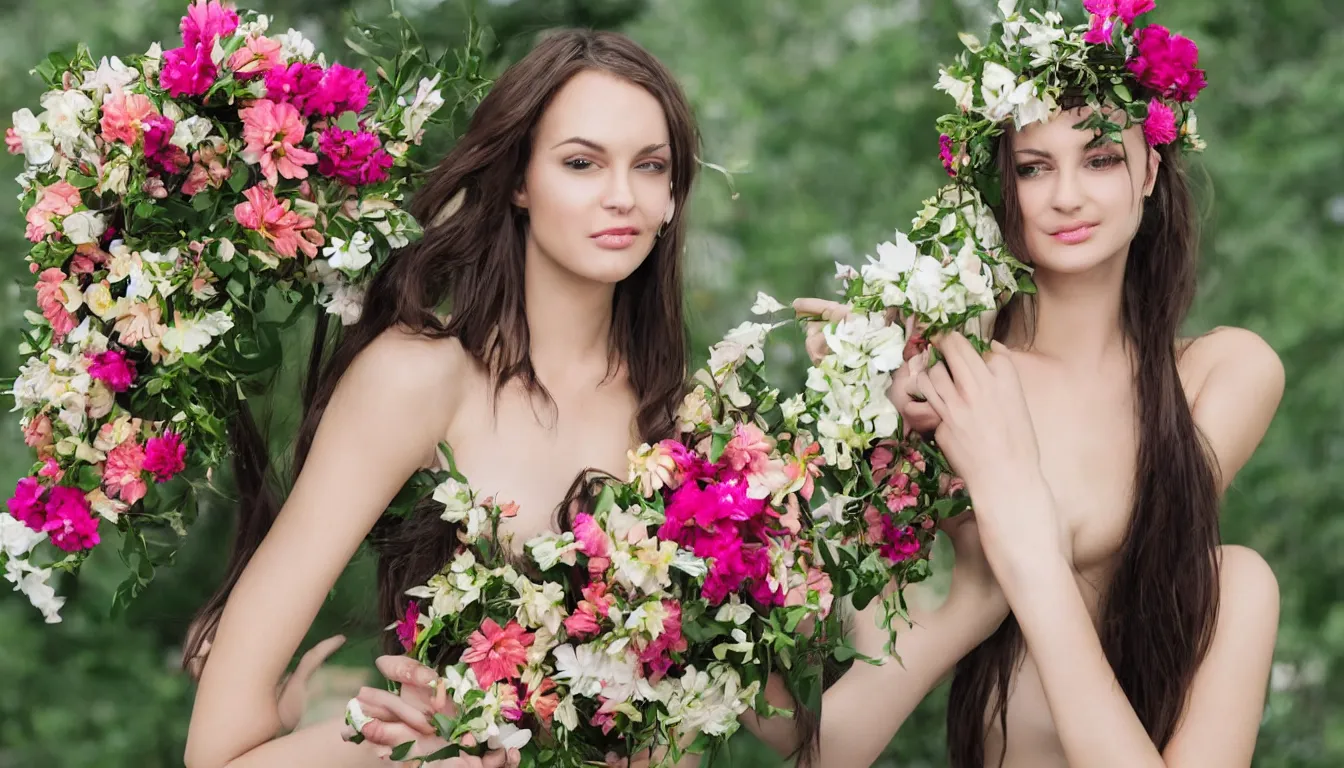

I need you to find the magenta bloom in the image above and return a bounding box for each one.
[143,432,187,482]
[939,134,958,177]
[180,0,239,48]
[143,114,189,174]
[878,519,921,564]
[42,486,100,552]
[1143,99,1179,146]
[317,126,393,186]
[637,600,688,681]
[7,476,47,531]
[306,64,371,117]
[1083,0,1155,44]
[395,600,420,651]
[160,43,217,98]
[266,63,371,118]
[87,349,137,393]
[1127,26,1207,103]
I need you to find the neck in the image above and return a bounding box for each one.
[1006,251,1129,367]
[522,238,616,384]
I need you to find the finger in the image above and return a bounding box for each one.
[376,655,441,688]
[926,362,963,413]
[481,749,514,768]
[792,297,849,320]
[901,401,941,432]
[358,717,424,748]
[915,370,949,420]
[356,687,435,734]
[294,634,346,680]
[933,332,988,393]
[508,748,522,768]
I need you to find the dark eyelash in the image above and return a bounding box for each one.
[565,158,594,170]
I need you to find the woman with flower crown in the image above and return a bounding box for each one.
[183,29,712,768]
[784,1,1283,766]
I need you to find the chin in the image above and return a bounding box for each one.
[563,252,651,285]
[1027,237,1124,275]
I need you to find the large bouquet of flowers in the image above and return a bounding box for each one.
[1,0,489,621]
[350,309,840,766]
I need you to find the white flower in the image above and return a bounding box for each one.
[707,321,774,373]
[750,291,786,315]
[323,231,375,271]
[99,154,131,195]
[276,28,315,61]
[861,232,918,285]
[0,513,47,559]
[321,281,366,326]
[526,531,581,570]
[935,69,975,112]
[822,313,905,377]
[779,393,808,424]
[552,643,637,700]
[834,261,859,281]
[160,311,234,356]
[62,210,106,245]
[39,89,96,153]
[85,489,128,523]
[433,478,476,519]
[401,75,445,142]
[978,62,1035,123]
[486,723,532,751]
[625,600,671,640]
[905,255,951,320]
[555,695,579,731]
[954,241,995,306]
[512,578,567,635]
[1018,21,1066,62]
[1013,85,1056,130]
[676,386,712,432]
[170,116,214,150]
[11,108,54,166]
[663,664,757,737]
[82,57,138,99]
[238,14,271,37]
[4,562,64,624]
[715,597,754,626]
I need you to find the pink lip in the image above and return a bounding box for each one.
[1051,223,1098,244]
[592,227,640,250]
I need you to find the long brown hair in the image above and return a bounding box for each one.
[185,29,699,666]
[946,119,1222,765]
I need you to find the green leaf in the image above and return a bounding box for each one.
[388,741,416,761]
[1112,83,1133,103]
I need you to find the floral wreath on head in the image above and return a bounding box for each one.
[1,0,490,622]
[934,0,1208,207]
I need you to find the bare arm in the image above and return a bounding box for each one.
[185,331,463,768]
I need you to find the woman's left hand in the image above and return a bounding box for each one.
[914,333,1068,584]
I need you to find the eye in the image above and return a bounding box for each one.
[636,159,668,173]
[1015,163,1046,178]
[564,158,595,171]
[1087,154,1124,170]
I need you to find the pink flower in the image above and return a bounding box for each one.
[100,89,158,145]
[305,63,371,117]
[5,127,22,154]
[878,518,922,564]
[7,476,47,531]
[35,268,78,341]
[1083,0,1154,44]
[1143,98,1179,146]
[113,302,167,352]
[25,181,81,243]
[38,458,64,482]
[103,440,148,504]
[785,566,835,618]
[317,126,393,186]
[720,423,774,475]
[87,349,137,393]
[572,512,613,577]
[228,35,283,78]
[1128,26,1207,103]
[239,99,318,186]
[637,599,688,681]
[939,134,958,177]
[563,606,602,639]
[527,678,560,725]
[23,413,54,455]
[143,114,189,174]
[462,619,533,689]
[265,63,326,112]
[395,600,420,651]
[143,431,187,482]
[233,184,323,259]
[42,486,100,552]
[180,0,239,47]
[182,139,232,196]
[160,43,218,98]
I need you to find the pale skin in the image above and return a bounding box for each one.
[789,106,1284,767]
[185,69,687,768]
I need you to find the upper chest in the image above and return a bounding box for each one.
[441,370,639,545]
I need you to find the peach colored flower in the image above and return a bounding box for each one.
[25,181,81,243]
[112,302,167,361]
[99,89,158,146]
[233,184,322,259]
[103,439,148,504]
[23,413,54,456]
[35,268,79,341]
[239,99,317,186]
[181,138,232,196]
[228,36,283,78]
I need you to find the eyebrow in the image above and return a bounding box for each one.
[550,137,670,156]
[1013,148,1053,159]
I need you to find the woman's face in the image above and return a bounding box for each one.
[517,69,674,286]
[1009,106,1161,275]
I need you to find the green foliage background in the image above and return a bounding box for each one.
[0,0,1340,765]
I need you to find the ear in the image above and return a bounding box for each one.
[513,183,529,209]
[1143,146,1162,197]
[663,198,676,225]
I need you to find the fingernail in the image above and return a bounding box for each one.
[418,669,439,686]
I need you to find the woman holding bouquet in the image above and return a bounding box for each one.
[186,30,706,768]
[789,2,1283,766]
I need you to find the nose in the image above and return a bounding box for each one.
[1050,164,1085,216]
[600,169,635,214]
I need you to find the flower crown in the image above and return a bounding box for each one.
[934,0,1207,206]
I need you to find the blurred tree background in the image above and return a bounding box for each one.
[1,0,1341,765]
